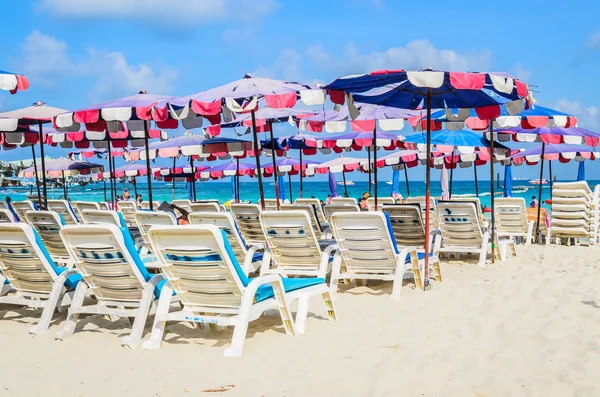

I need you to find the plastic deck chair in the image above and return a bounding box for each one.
[323,204,360,223]
[134,211,177,254]
[328,211,427,298]
[57,223,167,348]
[80,209,127,227]
[406,196,439,230]
[188,212,265,274]
[143,224,336,355]
[11,200,37,223]
[25,210,72,266]
[47,200,79,225]
[230,204,266,247]
[550,181,594,245]
[280,204,324,239]
[0,223,81,334]
[73,201,101,219]
[141,201,160,210]
[330,197,357,205]
[0,209,17,223]
[260,210,339,278]
[294,198,328,228]
[190,202,222,212]
[116,201,138,228]
[367,197,395,211]
[494,198,534,245]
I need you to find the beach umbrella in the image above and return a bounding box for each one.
[503,165,513,197]
[372,149,420,198]
[0,102,71,209]
[278,175,286,202]
[440,167,450,200]
[326,69,531,273]
[260,156,319,202]
[391,169,403,200]
[0,69,29,93]
[53,92,178,210]
[20,158,104,200]
[199,161,256,181]
[316,156,368,197]
[510,144,600,235]
[577,161,586,182]
[329,171,339,198]
[100,163,164,199]
[162,75,325,209]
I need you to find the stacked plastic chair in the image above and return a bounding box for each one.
[550,181,594,245]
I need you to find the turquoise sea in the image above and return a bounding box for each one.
[4,178,594,210]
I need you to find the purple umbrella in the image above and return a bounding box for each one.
[495,126,600,146]
[53,92,179,210]
[260,157,319,202]
[326,69,531,274]
[165,74,324,209]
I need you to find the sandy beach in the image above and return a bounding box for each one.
[0,244,597,397]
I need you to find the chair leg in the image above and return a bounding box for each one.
[122,286,154,349]
[322,291,337,321]
[143,285,173,350]
[29,281,65,335]
[55,282,87,341]
[391,265,405,301]
[224,314,250,357]
[329,256,342,298]
[294,295,311,334]
[432,258,443,283]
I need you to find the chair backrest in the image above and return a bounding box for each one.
[24,210,70,259]
[329,212,399,274]
[81,209,126,227]
[188,212,247,265]
[117,201,138,228]
[0,201,8,210]
[323,204,360,222]
[172,200,192,215]
[405,196,438,230]
[99,202,110,210]
[263,199,279,210]
[331,197,357,205]
[382,204,426,248]
[73,202,101,219]
[190,202,221,213]
[147,225,246,311]
[12,200,37,222]
[494,198,529,236]
[260,210,323,275]
[47,200,79,225]
[449,197,485,226]
[229,204,265,246]
[60,224,151,303]
[550,181,593,238]
[280,204,323,237]
[134,211,177,250]
[0,209,16,223]
[436,201,483,247]
[141,201,160,210]
[526,207,549,233]
[293,198,327,225]
[0,223,60,294]
[367,197,395,211]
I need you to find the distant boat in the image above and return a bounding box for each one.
[338,181,355,186]
[386,181,393,185]
[529,179,548,185]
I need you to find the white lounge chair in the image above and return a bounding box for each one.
[230,204,266,247]
[328,212,419,299]
[0,209,17,223]
[494,198,534,245]
[171,199,192,215]
[143,224,336,355]
[263,199,280,210]
[11,200,37,223]
[448,197,488,229]
[190,202,222,212]
[117,201,138,228]
[57,224,167,348]
[367,197,395,211]
[73,201,101,219]
[280,204,324,239]
[134,210,177,254]
[382,204,429,249]
[98,202,110,210]
[188,212,265,274]
[47,200,80,225]
[260,210,339,278]
[24,210,72,266]
[331,197,357,205]
[141,201,160,210]
[80,209,128,227]
[437,201,514,266]
[406,196,439,230]
[294,198,328,228]
[550,181,594,245]
[323,204,360,223]
[0,223,81,335]
[592,185,600,243]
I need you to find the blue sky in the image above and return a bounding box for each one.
[1,0,599,182]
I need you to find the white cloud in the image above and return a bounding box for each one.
[36,0,279,26]
[13,30,178,101]
[256,40,493,82]
[253,49,303,82]
[555,99,600,129]
[587,31,600,49]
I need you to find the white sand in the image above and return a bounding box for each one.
[1,244,599,396]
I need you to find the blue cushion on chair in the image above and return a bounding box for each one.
[220,230,325,303]
[404,252,432,264]
[31,229,82,290]
[251,252,264,262]
[383,212,399,255]
[67,202,79,223]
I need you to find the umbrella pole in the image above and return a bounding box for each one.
[107,143,115,208]
[474,164,479,198]
[250,109,265,209]
[342,171,348,197]
[373,128,378,210]
[423,92,432,290]
[299,149,304,199]
[367,148,372,195]
[535,143,546,240]
[37,121,48,210]
[489,124,496,264]
[189,156,196,201]
[288,173,293,202]
[103,179,107,202]
[30,145,42,206]
[268,121,280,209]
[143,121,154,210]
[133,177,138,198]
[62,171,67,199]
[171,157,176,202]
[449,149,455,199]
[549,160,553,191]
[236,157,240,202]
[404,166,410,197]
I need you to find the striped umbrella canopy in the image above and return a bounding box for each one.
[20,158,104,178]
[0,69,30,93]
[99,163,166,178]
[494,126,600,146]
[317,130,404,153]
[509,144,600,165]
[260,157,320,176]
[199,161,257,180]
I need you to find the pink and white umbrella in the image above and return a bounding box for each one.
[20,157,104,178]
[199,161,257,180]
[0,69,30,94]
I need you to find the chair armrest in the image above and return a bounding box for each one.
[147,273,166,287]
[242,244,264,276]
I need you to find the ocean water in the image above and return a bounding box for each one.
[4,178,595,209]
